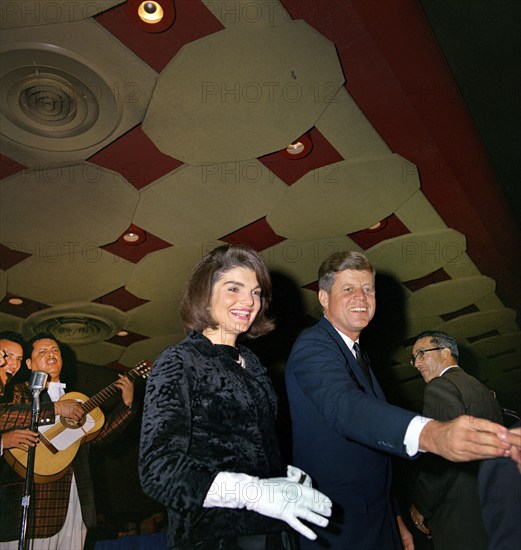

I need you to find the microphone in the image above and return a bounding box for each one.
[29,371,49,393]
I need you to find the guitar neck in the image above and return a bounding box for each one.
[81,370,140,414]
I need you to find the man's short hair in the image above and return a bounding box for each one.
[318,251,375,292]
[415,330,459,362]
[0,331,24,347]
[25,332,62,356]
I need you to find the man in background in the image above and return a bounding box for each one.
[409,330,504,550]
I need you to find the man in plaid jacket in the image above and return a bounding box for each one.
[0,332,136,550]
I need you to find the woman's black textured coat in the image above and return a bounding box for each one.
[139,331,287,549]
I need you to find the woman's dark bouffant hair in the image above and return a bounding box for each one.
[180,244,275,338]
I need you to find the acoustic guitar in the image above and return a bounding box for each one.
[4,360,151,484]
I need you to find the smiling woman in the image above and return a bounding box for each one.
[202,266,262,346]
[139,244,332,550]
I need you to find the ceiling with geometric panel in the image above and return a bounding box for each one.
[1,0,520,415]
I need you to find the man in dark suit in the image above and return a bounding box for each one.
[0,332,135,550]
[409,330,504,550]
[285,251,520,550]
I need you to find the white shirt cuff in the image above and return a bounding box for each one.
[404,415,432,456]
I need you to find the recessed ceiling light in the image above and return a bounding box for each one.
[123,232,140,243]
[126,0,176,33]
[281,133,313,159]
[286,141,305,155]
[365,219,388,232]
[117,330,129,337]
[138,2,164,24]
[121,226,146,245]
[8,297,24,305]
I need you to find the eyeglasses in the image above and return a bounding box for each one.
[410,347,444,366]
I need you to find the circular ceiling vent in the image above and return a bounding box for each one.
[0,46,121,152]
[24,303,127,346]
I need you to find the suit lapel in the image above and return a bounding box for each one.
[319,316,385,400]
[40,389,52,404]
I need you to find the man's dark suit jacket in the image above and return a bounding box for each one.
[285,316,416,549]
[413,367,503,550]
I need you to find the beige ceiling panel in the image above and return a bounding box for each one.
[1,164,138,248]
[404,316,445,340]
[366,229,467,282]
[405,276,496,318]
[143,20,344,164]
[470,332,521,358]
[263,236,359,286]
[0,1,126,29]
[8,251,134,304]
[119,334,185,368]
[202,0,292,28]
[126,245,219,302]
[475,293,508,311]
[268,155,420,240]
[315,87,391,161]
[440,249,481,279]
[70,341,125,367]
[0,20,157,166]
[126,301,183,338]
[0,312,22,333]
[439,309,519,342]
[134,163,287,245]
[395,190,448,232]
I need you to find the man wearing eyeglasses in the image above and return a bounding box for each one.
[408,330,503,550]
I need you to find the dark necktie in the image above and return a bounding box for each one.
[353,342,373,389]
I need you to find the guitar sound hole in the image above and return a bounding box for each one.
[60,416,86,429]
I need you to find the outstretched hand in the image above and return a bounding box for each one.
[419,416,521,462]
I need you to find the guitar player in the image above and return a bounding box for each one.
[1,331,90,463]
[0,332,136,550]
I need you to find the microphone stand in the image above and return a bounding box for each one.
[18,385,44,550]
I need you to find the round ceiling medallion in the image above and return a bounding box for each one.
[0,45,121,152]
[24,303,126,346]
[36,316,114,345]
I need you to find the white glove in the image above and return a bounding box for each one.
[203,465,332,540]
